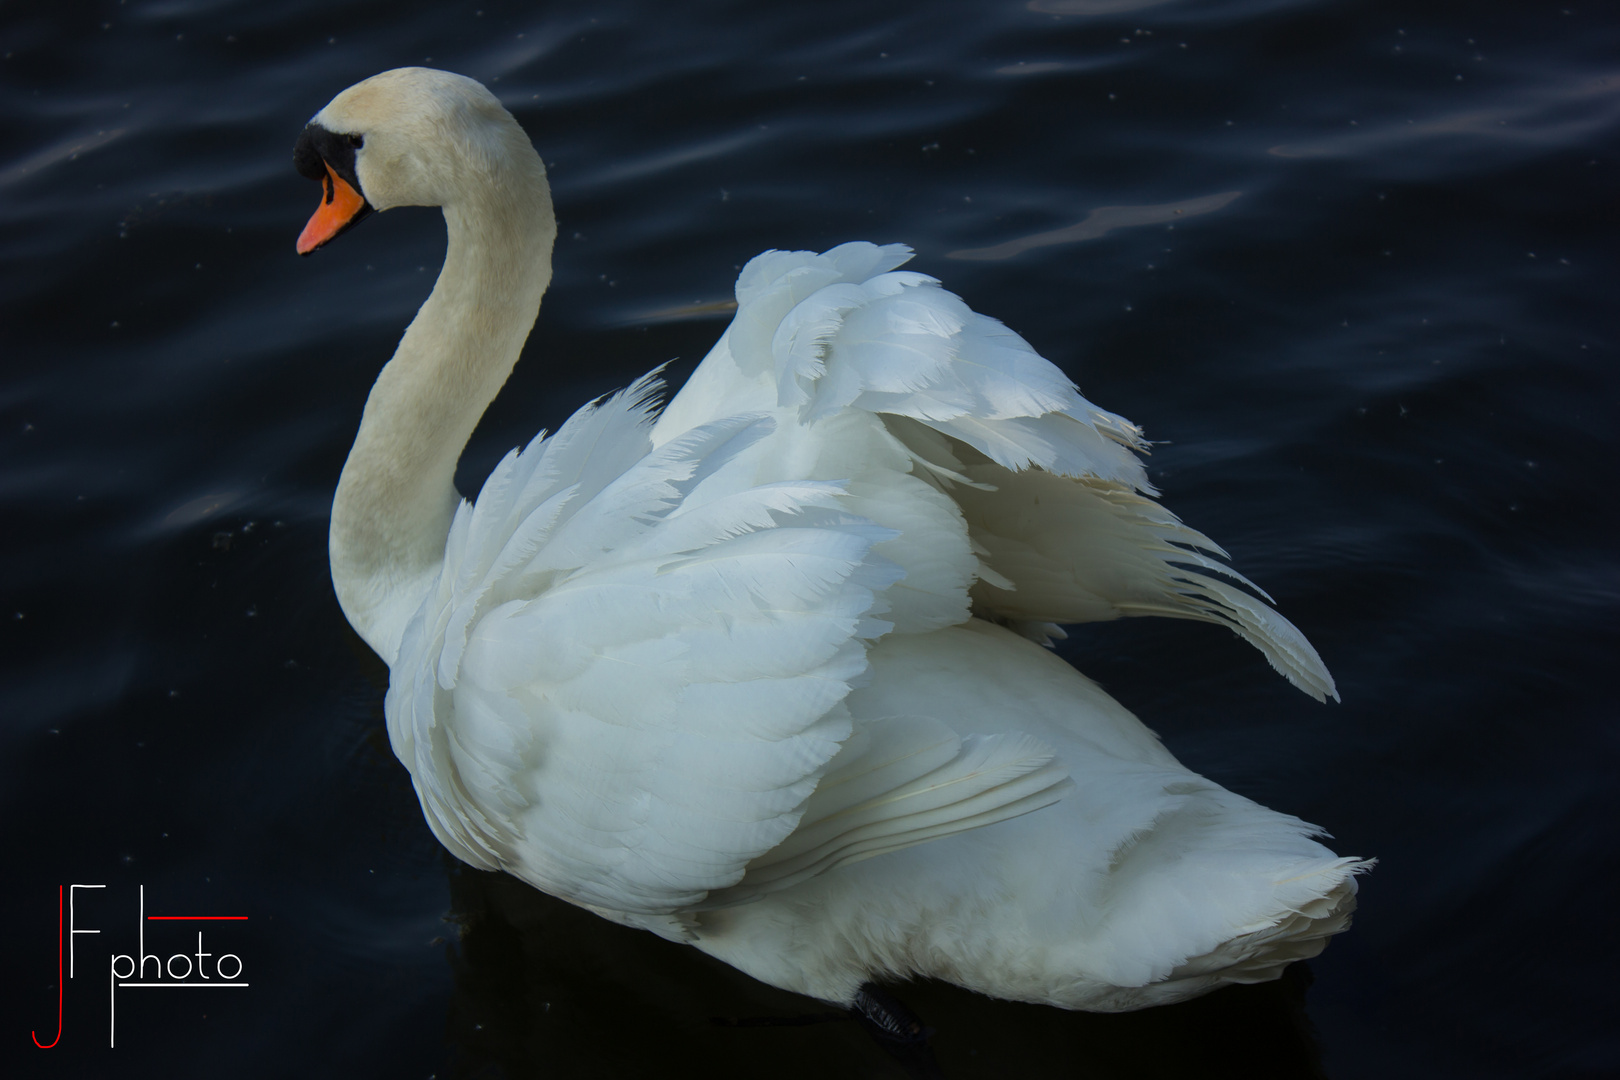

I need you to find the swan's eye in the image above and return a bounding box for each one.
[348,134,364,149]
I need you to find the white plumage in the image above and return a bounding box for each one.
[300,67,1367,1012]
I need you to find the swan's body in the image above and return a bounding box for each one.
[298,68,1365,1011]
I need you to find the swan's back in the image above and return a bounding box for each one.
[691,622,1360,1009]
[388,241,1363,1007]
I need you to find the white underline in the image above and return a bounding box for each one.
[116,982,249,988]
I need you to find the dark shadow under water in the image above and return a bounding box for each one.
[441,865,1332,1079]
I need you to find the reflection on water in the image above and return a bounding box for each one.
[1268,69,1620,161]
[1028,0,1184,15]
[949,191,1243,260]
[0,128,128,189]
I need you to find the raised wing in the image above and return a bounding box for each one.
[700,242,1336,700]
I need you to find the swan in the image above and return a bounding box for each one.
[294,67,1367,1017]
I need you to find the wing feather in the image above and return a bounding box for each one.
[387,381,922,914]
[386,241,1340,931]
[708,243,1335,699]
[704,715,1072,906]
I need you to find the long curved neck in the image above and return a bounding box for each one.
[331,155,556,663]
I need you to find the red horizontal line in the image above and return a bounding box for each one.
[146,916,249,921]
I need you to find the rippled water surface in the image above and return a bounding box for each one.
[4,1,1617,1077]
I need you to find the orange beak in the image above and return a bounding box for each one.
[297,162,368,255]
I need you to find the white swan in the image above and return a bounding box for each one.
[295,67,1366,1013]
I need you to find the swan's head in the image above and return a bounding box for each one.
[294,67,543,255]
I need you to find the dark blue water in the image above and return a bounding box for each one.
[4,1,1616,1077]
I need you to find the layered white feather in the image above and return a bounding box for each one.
[659,242,1336,698]
[706,716,1072,905]
[389,243,1344,948]
[724,243,1150,489]
[936,442,1339,701]
[388,378,906,913]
